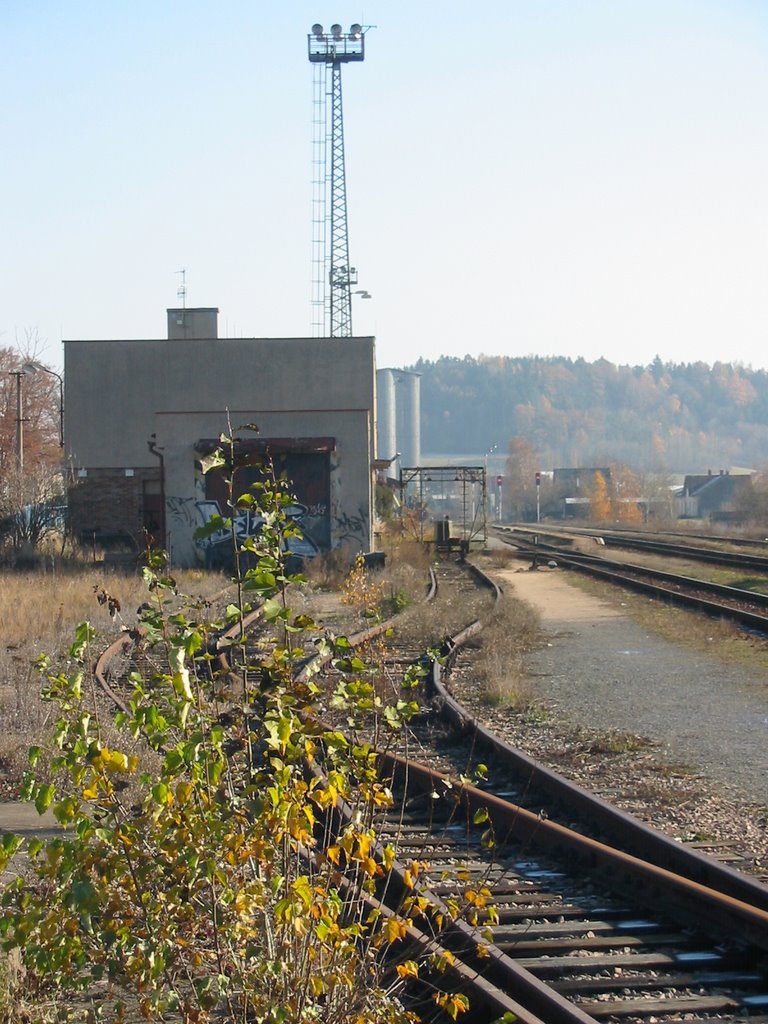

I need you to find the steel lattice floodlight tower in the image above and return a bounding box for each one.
[308,22,365,338]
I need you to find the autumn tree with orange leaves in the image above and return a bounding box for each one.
[587,471,612,522]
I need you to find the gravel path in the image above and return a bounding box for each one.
[500,565,768,806]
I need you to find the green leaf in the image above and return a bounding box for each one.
[199,450,227,474]
[152,782,170,805]
[262,598,283,622]
[164,749,184,773]
[383,706,402,730]
[54,796,79,825]
[35,783,55,815]
[194,514,230,540]
[243,569,276,594]
[71,876,96,908]
[0,833,22,868]
[278,717,292,744]
[27,838,43,858]
[69,622,95,661]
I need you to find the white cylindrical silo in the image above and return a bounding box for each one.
[395,370,421,469]
[376,368,397,463]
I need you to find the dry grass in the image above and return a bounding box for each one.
[303,549,351,590]
[472,592,541,709]
[384,539,433,573]
[626,766,701,808]
[0,546,435,795]
[399,581,487,647]
[0,566,229,796]
[486,546,521,571]
[305,540,432,594]
[0,948,62,1024]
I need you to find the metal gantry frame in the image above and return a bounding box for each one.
[398,466,488,547]
[308,24,365,338]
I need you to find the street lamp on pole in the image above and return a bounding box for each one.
[8,372,26,471]
[22,362,64,448]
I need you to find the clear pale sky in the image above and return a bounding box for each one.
[2,2,767,373]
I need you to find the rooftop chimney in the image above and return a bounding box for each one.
[167,307,219,340]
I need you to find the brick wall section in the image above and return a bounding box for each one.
[68,467,160,548]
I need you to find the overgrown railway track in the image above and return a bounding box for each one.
[321,558,768,1022]
[88,556,768,1023]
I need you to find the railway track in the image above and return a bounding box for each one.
[377,750,768,1023]
[86,554,768,1022]
[506,524,768,573]
[551,523,768,550]
[305,557,768,1022]
[534,522,768,551]
[494,526,768,634]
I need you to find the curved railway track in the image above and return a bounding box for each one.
[89,556,768,1024]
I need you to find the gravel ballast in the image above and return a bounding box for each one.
[448,562,768,876]
[503,566,768,805]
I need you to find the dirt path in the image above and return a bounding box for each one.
[500,566,768,807]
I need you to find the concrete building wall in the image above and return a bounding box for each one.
[64,334,376,564]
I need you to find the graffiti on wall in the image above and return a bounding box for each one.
[304,502,328,519]
[166,495,197,528]
[193,499,320,572]
[332,504,369,546]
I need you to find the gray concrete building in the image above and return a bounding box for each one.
[64,308,376,566]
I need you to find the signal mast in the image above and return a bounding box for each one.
[308,23,365,338]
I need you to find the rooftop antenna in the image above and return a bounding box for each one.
[308,23,367,338]
[176,268,187,309]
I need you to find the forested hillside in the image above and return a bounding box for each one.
[412,355,768,471]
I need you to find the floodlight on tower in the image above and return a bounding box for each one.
[307,21,368,338]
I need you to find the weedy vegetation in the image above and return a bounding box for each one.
[0,567,226,801]
[0,432,496,1023]
[472,593,540,710]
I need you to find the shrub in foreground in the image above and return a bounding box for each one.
[0,442,482,1023]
